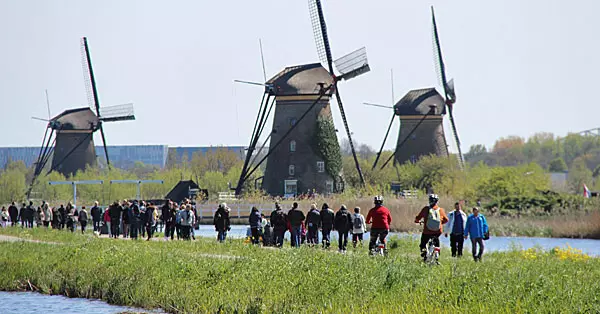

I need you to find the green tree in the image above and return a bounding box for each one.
[548,157,568,172]
[568,158,593,193]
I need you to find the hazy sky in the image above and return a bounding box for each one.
[1,0,598,153]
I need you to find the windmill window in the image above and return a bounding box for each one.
[289,165,295,176]
[411,134,417,140]
[290,118,297,126]
[317,161,325,173]
[290,140,296,152]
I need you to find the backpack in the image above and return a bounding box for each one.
[353,215,362,230]
[426,206,441,231]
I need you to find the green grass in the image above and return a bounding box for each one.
[0,228,599,313]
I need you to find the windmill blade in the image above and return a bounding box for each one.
[363,102,393,110]
[81,38,95,112]
[234,79,270,87]
[45,89,52,119]
[259,38,267,82]
[446,78,456,103]
[32,117,50,122]
[99,103,135,122]
[308,0,334,73]
[98,123,111,167]
[447,107,464,168]
[372,112,396,170]
[334,47,370,81]
[431,6,450,100]
[308,0,366,186]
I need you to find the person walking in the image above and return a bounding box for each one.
[1,207,8,227]
[121,201,131,239]
[320,203,334,249]
[8,202,18,227]
[249,207,262,245]
[91,201,102,233]
[262,214,272,246]
[287,202,305,248]
[78,206,89,234]
[168,203,178,241]
[52,206,61,229]
[130,201,140,240]
[180,204,193,240]
[161,201,173,241]
[19,203,27,228]
[103,208,111,236]
[139,201,147,238]
[305,204,321,246]
[213,203,231,242]
[270,203,287,247]
[334,205,353,252]
[351,207,367,248]
[66,208,76,233]
[445,202,467,257]
[26,202,35,228]
[35,206,43,227]
[145,203,156,241]
[464,207,489,262]
[58,204,67,229]
[42,201,52,228]
[108,202,122,238]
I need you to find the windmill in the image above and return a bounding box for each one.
[368,6,463,170]
[233,0,370,196]
[432,6,464,167]
[28,37,134,195]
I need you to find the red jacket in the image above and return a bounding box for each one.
[366,205,392,230]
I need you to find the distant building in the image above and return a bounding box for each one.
[0,145,246,170]
[0,147,40,168]
[168,146,246,164]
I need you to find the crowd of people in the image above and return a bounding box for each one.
[0,194,490,262]
[239,194,489,261]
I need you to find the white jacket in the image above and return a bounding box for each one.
[351,213,366,234]
[444,210,467,235]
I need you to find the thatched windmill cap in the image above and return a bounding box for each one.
[394,88,446,116]
[267,63,334,96]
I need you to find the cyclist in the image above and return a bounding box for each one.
[366,195,392,255]
[415,194,448,262]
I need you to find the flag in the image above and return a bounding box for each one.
[583,184,591,198]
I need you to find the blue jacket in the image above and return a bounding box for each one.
[464,214,488,239]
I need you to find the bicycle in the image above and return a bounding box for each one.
[425,237,441,265]
[418,221,441,265]
[370,238,387,256]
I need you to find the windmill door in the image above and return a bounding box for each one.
[284,180,298,198]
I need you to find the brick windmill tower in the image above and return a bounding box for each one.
[234,0,370,196]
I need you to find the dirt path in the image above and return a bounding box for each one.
[0,234,61,245]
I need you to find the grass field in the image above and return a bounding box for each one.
[0,228,598,313]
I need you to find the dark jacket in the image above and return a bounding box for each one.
[249,209,262,229]
[270,209,287,230]
[58,206,67,223]
[121,205,131,224]
[334,208,352,232]
[287,208,305,228]
[161,204,171,223]
[78,210,88,222]
[213,207,231,231]
[146,207,156,225]
[52,208,61,225]
[108,204,121,221]
[320,207,335,229]
[8,205,18,221]
[91,206,102,222]
[306,209,321,229]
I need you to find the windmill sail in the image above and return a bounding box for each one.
[309,0,367,186]
[431,6,463,167]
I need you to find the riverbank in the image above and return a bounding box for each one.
[0,229,598,313]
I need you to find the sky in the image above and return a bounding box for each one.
[0,0,598,153]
